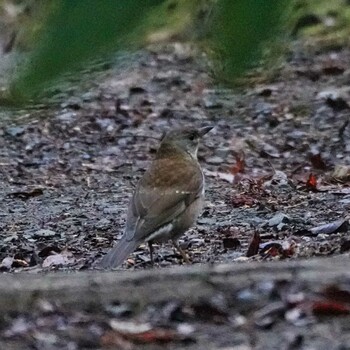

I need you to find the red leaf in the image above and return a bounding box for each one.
[246,231,260,257]
[263,245,280,257]
[306,173,318,190]
[128,329,179,344]
[312,300,350,316]
[231,152,245,175]
[260,240,296,258]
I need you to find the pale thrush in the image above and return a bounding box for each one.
[99,126,212,269]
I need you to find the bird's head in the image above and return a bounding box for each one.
[158,126,213,158]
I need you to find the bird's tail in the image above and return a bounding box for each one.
[98,237,139,269]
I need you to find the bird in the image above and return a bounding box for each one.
[98,125,213,269]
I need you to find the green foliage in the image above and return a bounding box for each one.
[6,0,293,103]
[140,0,209,43]
[10,0,165,101]
[291,0,350,47]
[209,0,291,82]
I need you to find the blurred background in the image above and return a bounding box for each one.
[1,0,347,104]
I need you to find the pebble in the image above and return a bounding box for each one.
[268,213,290,227]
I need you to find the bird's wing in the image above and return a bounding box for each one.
[125,157,204,242]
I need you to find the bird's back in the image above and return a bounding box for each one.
[125,151,204,243]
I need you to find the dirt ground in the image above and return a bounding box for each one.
[0,29,349,350]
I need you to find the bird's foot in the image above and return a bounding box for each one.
[172,239,191,264]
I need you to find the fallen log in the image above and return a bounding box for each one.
[1,255,349,312]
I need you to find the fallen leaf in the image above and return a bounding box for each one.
[229,194,257,208]
[310,153,327,170]
[246,231,260,257]
[129,329,179,344]
[109,320,181,344]
[260,244,281,258]
[231,152,245,175]
[260,240,296,258]
[311,300,350,316]
[7,188,44,200]
[306,173,318,191]
[310,218,349,235]
[12,259,29,268]
[332,165,350,182]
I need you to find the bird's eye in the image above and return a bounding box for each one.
[188,133,196,141]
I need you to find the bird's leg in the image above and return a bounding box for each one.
[172,239,191,264]
[148,242,154,265]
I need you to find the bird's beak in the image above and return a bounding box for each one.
[198,126,213,137]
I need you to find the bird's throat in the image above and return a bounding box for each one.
[156,142,195,160]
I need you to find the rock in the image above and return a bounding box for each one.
[233,256,249,262]
[197,217,216,225]
[42,254,71,268]
[317,88,350,111]
[96,118,116,131]
[215,147,231,158]
[103,206,122,215]
[263,171,294,191]
[277,223,287,231]
[5,126,26,137]
[0,257,13,270]
[33,229,57,238]
[332,164,350,181]
[95,218,111,230]
[203,97,223,109]
[60,97,82,109]
[55,111,77,123]
[206,156,223,165]
[268,213,290,227]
